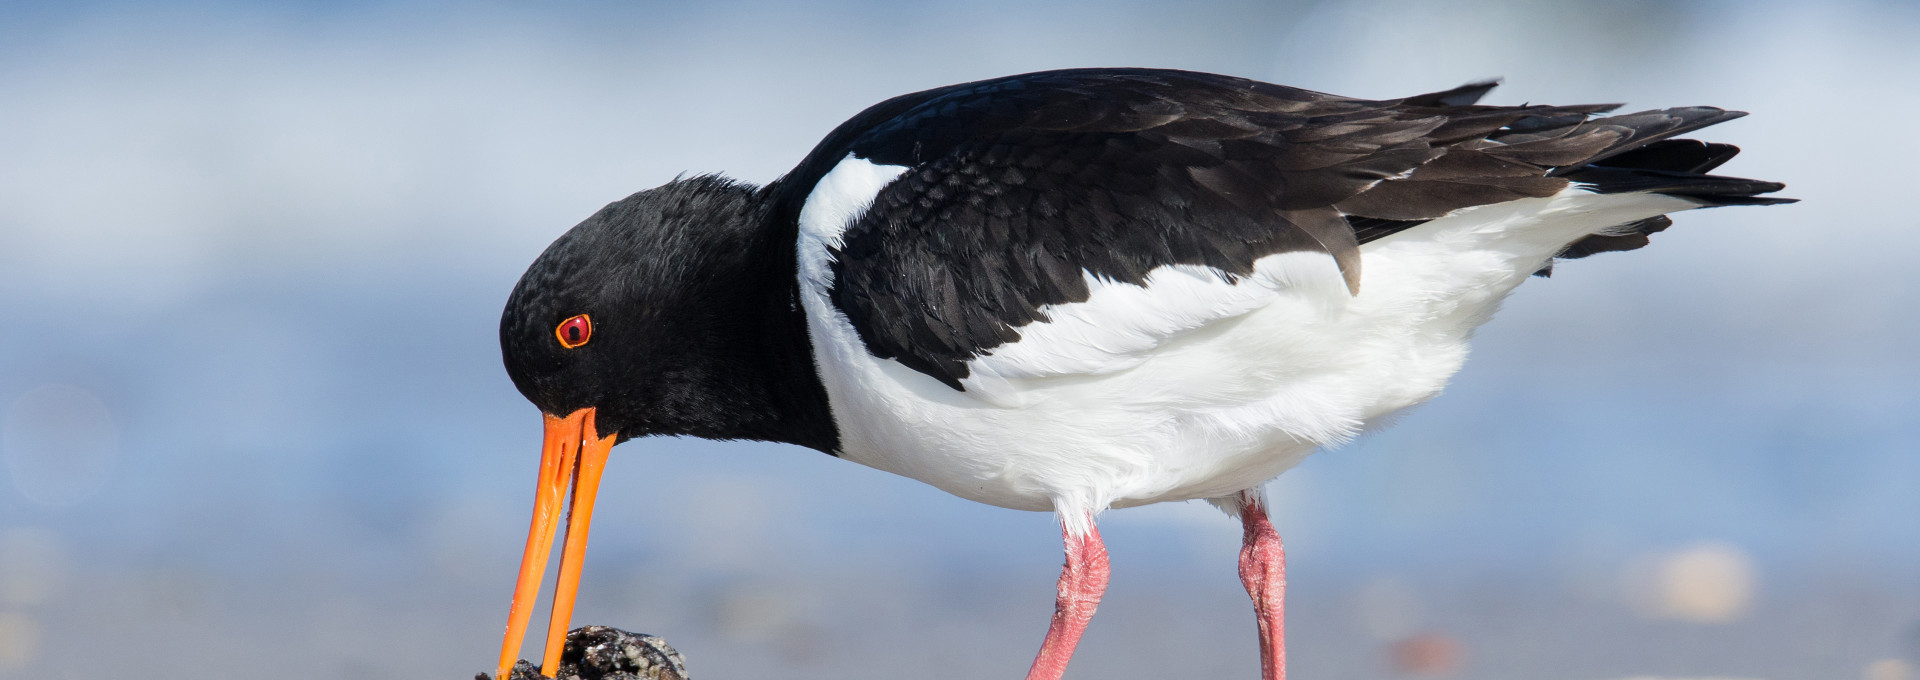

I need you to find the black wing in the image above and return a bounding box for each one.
[771,68,1786,389]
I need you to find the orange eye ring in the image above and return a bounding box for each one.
[556,314,592,349]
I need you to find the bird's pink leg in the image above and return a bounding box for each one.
[1025,518,1111,680]
[1239,493,1286,680]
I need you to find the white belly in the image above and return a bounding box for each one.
[796,157,1696,520]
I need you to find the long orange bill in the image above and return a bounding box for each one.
[495,408,615,680]
[541,410,615,674]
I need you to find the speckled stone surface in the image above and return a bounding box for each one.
[479,626,689,680]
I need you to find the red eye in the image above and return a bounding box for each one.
[555,314,592,349]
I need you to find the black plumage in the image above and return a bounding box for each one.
[768,69,1789,389]
[491,69,1794,680]
[497,68,1793,450]
[500,177,839,452]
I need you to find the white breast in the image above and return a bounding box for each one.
[797,154,1698,524]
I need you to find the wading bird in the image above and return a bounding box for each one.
[492,68,1791,680]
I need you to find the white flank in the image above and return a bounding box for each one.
[799,163,1700,534]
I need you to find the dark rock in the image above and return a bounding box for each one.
[476,626,689,680]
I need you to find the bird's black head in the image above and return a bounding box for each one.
[492,175,836,678]
[499,174,831,447]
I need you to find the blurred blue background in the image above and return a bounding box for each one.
[1,1,1916,679]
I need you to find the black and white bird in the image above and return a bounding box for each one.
[490,68,1792,680]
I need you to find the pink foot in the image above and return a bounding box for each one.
[1025,518,1111,680]
[1239,493,1286,680]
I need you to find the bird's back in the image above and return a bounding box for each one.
[779,69,1791,520]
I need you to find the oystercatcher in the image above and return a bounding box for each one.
[491,68,1791,680]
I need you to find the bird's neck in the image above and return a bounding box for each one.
[632,182,839,454]
[739,186,840,454]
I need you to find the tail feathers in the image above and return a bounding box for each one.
[1563,165,1796,206]
[1539,107,1752,173]
[1596,138,1741,174]
[1529,110,1794,274]
[1532,215,1673,277]
[1536,138,1796,276]
[1560,139,1796,207]
[1522,106,1795,205]
[1352,85,1793,276]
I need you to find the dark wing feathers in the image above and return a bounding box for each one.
[775,68,1789,389]
[1597,139,1742,174]
[1402,78,1502,108]
[1546,107,1750,174]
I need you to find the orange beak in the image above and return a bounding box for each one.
[495,407,617,679]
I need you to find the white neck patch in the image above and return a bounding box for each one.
[796,154,910,293]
